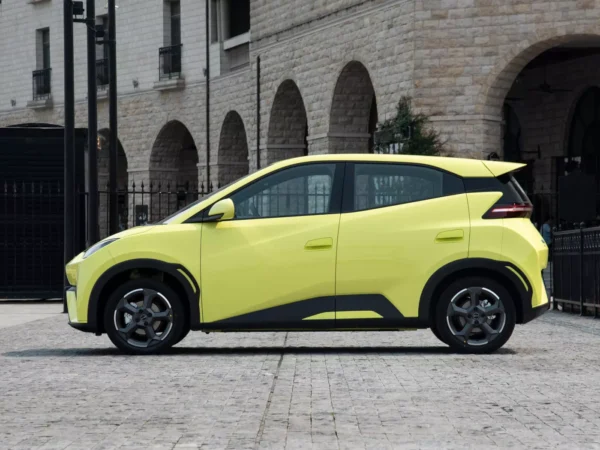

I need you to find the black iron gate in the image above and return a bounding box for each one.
[553,226,600,317]
[0,126,86,299]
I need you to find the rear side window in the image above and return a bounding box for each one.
[346,163,464,213]
[464,175,531,205]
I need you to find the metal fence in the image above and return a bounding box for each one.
[553,226,600,317]
[92,181,208,240]
[1,180,205,299]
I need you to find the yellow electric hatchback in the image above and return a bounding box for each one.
[65,154,549,354]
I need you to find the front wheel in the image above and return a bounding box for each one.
[104,279,186,355]
[434,277,516,354]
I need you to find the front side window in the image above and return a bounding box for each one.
[351,163,463,212]
[231,164,337,219]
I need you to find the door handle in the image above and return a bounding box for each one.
[435,229,464,243]
[305,238,333,250]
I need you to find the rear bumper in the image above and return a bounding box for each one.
[522,301,550,324]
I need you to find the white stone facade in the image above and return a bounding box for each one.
[2,0,600,228]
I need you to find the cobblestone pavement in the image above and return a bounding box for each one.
[1,311,600,450]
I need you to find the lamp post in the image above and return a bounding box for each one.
[86,0,99,246]
[108,0,119,235]
[63,0,76,313]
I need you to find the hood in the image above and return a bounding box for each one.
[110,225,158,239]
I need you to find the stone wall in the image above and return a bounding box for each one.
[412,0,600,157]
[251,0,371,42]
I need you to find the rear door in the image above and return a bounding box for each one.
[335,162,470,323]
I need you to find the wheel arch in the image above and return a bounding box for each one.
[88,259,200,334]
[419,259,533,326]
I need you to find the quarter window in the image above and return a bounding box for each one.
[231,164,337,219]
[351,163,463,212]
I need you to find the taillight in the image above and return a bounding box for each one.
[484,203,532,219]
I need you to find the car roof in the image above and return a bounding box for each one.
[163,154,525,224]
[266,154,524,178]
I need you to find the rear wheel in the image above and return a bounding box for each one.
[434,277,516,354]
[104,279,185,355]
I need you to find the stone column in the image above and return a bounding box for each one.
[428,114,503,159]
[261,144,306,166]
[307,133,372,155]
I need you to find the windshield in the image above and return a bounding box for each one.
[161,176,249,224]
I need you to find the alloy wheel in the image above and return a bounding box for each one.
[445,287,506,347]
[113,288,174,348]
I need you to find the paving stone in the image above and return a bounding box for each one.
[1,311,600,449]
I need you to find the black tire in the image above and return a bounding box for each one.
[104,278,186,355]
[430,326,448,346]
[173,325,191,347]
[434,276,516,354]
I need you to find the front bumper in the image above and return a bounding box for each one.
[66,287,96,333]
[522,301,550,324]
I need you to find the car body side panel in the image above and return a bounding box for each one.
[501,219,549,308]
[200,215,340,323]
[466,190,549,312]
[106,225,202,296]
[66,225,202,327]
[335,194,471,318]
[466,192,505,259]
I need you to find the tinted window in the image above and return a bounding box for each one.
[231,164,337,219]
[464,175,531,205]
[351,163,464,212]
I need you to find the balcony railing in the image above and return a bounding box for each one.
[32,68,51,100]
[159,44,182,80]
[96,59,109,89]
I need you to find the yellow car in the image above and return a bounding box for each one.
[65,154,549,354]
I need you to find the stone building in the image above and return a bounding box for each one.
[1,0,600,232]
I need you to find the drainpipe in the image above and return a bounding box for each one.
[256,55,261,170]
[205,0,211,187]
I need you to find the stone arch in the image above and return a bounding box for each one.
[217,111,249,186]
[266,79,308,164]
[329,61,377,153]
[97,129,129,236]
[97,129,128,190]
[149,120,199,188]
[482,33,600,118]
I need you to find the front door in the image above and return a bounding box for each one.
[335,162,470,323]
[200,163,344,326]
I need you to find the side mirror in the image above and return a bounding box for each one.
[206,199,235,222]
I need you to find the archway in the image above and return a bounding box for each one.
[217,111,249,186]
[266,80,308,164]
[97,129,128,237]
[329,61,377,153]
[489,35,600,226]
[149,121,199,222]
[149,120,199,189]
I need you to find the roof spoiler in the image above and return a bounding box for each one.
[482,161,527,177]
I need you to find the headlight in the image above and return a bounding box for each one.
[83,238,118,259]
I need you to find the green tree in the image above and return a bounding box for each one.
[373,96,449,156]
